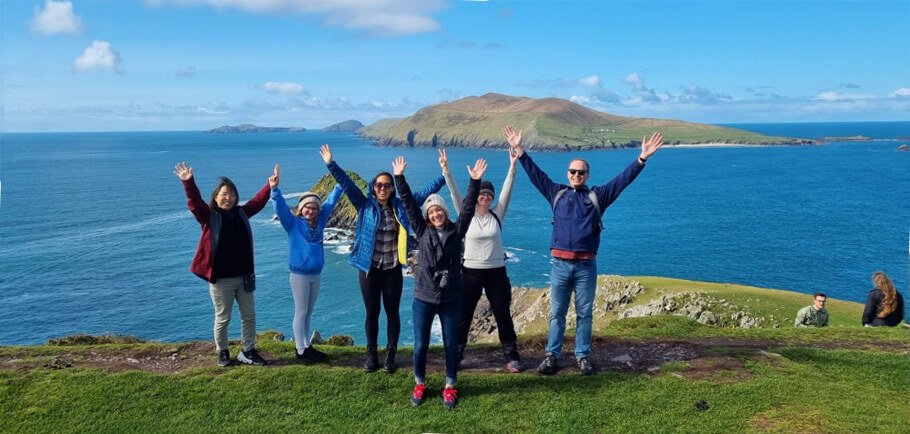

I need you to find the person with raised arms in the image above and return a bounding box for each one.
[174,162,272,367]
[507,125,665,376]
[394,155,485,410]
[270,163,343,362]
[321,144,446,373]
[438,146,524,372]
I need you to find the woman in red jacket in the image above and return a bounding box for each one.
[174,162,274,367]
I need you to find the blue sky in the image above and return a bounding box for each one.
[1,0,908,132]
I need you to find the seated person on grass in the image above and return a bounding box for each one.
[794,292,829,328]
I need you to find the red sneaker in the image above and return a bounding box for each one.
[411,383,427,407]
[442,387,458,410]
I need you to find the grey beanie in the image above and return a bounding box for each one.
[296,191,321,213]
[421,193,449,220]
[479,180,495,196]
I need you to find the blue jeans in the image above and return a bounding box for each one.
[546,258,597,358]
[412,297,461,386]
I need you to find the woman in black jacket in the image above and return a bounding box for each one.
[862,271,905,327]
[393,155,485,410]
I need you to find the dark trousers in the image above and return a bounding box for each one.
[457,266,520,361]
[358,264,403,348]
[413,297,461,386]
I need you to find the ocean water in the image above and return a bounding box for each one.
[1,122,908,345]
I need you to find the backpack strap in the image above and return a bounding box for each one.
[552,188,602,216]
[488,209,502,230]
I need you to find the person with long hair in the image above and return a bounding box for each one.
[394,155,485,410]
[438,145,524,372]
[862,271,905,327]
[321,144,445,372]
[174,162,272,367]
[270,164,343,362]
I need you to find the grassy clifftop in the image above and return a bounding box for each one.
[360,93,805,150]
[1,276,907,433]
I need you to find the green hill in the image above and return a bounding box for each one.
[360,93,808,150]
[1,276,907,432]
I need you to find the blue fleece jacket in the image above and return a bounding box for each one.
[272,185,343,275]
[518,152,644,254]
[326,160,445,273]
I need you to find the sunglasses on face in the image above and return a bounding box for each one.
[479,192,494,198]
[568,169,588,176]
[374,182,393,190]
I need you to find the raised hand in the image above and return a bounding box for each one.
[173,161,193,180]
[504,124,524,157]
[320,144,333,164]
[392,156,407,176]
[269,164,280,190]
[508,145,520,167]
[467,158,488,180]
[438,148,449,171]
[640,132,664,160]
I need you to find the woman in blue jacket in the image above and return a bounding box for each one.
[321,144,445,372]
[270,164,343,362]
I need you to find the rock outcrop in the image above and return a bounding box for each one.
[619,291,766,328]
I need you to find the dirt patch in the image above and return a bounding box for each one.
[0,334,902,376]
[748,405,830,433]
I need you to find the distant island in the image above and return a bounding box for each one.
[321,119,364,133]
[819,135,871,142]
[205,124,306,133]
[359,93,810,150]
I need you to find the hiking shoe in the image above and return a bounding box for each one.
[362,346,379,372]
[304,346,327,362]
[577,357,595,375]
[217,349,231,367]
[442,387,458,410]
[237,348,268,366]
[411,383,427,407]
[383,347,398,373]
[537,353,558,375]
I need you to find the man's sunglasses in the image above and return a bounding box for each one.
[374,182,393,190]
[568,169,588,176]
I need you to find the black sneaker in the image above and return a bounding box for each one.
[537,352,558,375]
[295,348,306,362]
[217,349,231,367]
[303,346,327,363]
[577,357,595,375]
[237,348,268,366]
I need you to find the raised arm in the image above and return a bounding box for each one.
[322,144,367,208]
[271,188,297,233]
[491,148,519,218]
[457,159,487,238]
[392,156,427,237]
[174,161,209,224]
[507,125,562,202]
[318,184,344,228]
[439,148,464,214]
[240,165,275,217]
[638,131,664,166]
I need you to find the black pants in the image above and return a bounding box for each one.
[457,266,520,361]
[358,264,403,348]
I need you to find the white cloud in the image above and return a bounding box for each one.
[623,72,643,87]
[30,0,83,35]
[678,85,731,105]
[259,81,305,95]
[578,75,600,87]
[889,88,910,98]
[813,91,876,102]
[176,66,197,78]
[146,0,446,36]
[74,41,124,74]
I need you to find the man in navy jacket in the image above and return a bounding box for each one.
[505,125,664,375]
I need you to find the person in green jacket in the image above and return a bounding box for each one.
[794,292,829,327]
